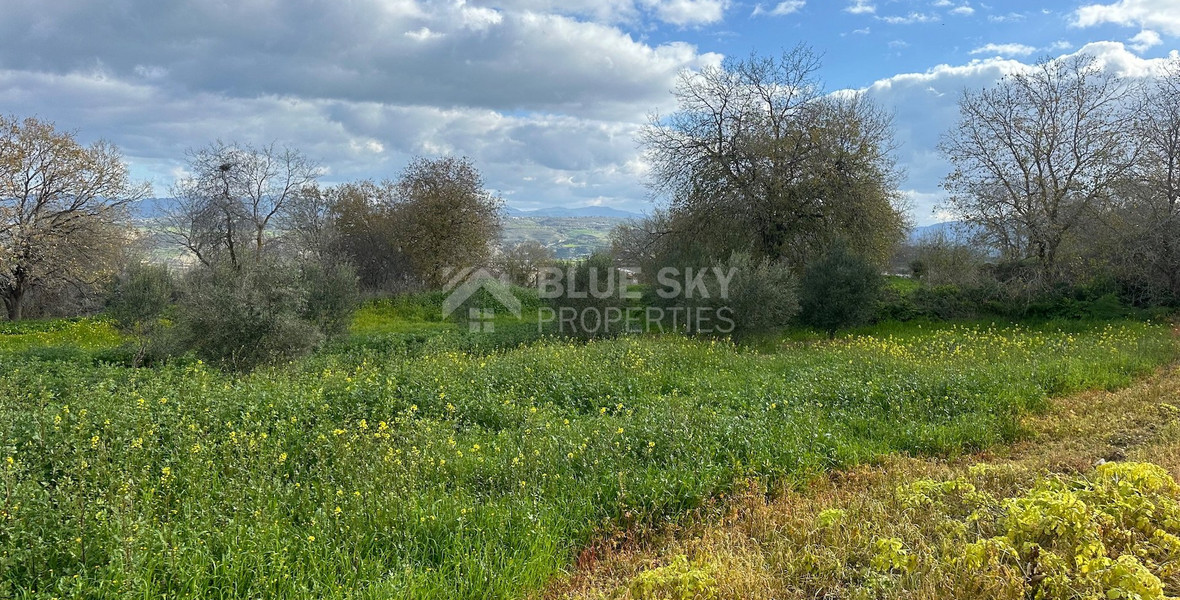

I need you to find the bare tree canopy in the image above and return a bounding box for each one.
[640,45,906,268]
[162,141,320,268]
[1119,57,1180,301]
[0,116,147,320]
[497,240,555,287]
[940,54,1138,284]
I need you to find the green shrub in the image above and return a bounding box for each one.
[544,251,631,338]
[105,263,176,366]
[165,259,358,370]
[105,263,174,332]
[709,252,799,336]
[800,243,883,337]
[299,261,361,337]
[960,462,1180,600]
[911,284,980,320]
[629,555,718,600]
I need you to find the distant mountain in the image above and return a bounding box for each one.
[909,221,975,244]
[504,206,642,219]
[132,197,173,220]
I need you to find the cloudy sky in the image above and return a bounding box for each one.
[1,0,1178,224]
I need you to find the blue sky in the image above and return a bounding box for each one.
[1,0,1178,225]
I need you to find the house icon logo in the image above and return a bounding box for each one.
[441,267,522,332]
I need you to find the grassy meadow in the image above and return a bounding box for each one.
[0,309,1175,598]
[555,342,1180,600]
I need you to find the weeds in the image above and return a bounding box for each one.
[0,320,1174,598]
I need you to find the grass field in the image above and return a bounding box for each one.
[0,313,1175,598]
[555,339,1180,600]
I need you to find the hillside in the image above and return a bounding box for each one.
[500,215,628,258]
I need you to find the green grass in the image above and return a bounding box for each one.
[885,274,920,294]
[0,318,1175,598]
[0,318,122,356]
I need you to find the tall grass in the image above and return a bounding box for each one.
[0,321,1174,598]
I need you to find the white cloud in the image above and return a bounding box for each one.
[1074,0,1180,36]
[879,12,937,24]
[0,0,732,213]
[950,6,975,16]
[969,43,1038,56]
[639,0,729,25]
[752,0,805,17]
[0,2,725,122]
[133,65,168,79]
[1129,29,1163,52]
[404,27,443,41]
[457,3,504,30]
[846,0,876,15]
[987,12,1026,22]
[902,190,949,222]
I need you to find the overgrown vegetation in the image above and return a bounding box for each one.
[557,355,1180,600]
[800,243,882,338]
[0,319,1173,598]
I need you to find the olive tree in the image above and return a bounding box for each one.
[799,242,882,338]
[640,46,906,269]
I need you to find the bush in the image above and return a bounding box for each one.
[911,284,980,320]
[106,262,174,329]
[629,555,717,599]
[800,243,883,337]
[876,282,919,322]
[961,462,1180,600]
[544,252,631,338]
[300,261,361,337]
[105,262,176,365]
[165,259,358,370]
[709,252,799,336]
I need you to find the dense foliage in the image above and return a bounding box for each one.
[161,260,359,370]
[800,244,883,337]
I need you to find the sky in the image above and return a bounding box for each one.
[1,0,1179,225]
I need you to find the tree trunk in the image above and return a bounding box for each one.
[3,291,23,322]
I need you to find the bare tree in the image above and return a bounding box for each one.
[283,184,339,262]
[609,209,674,273]
[0,116,147,320]
[940,54,1138,284]
[1119,57,1180,301]
[496,240,555,287]
[640,46,906,268]
[321,180,416,292]
[162,141,319,268]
